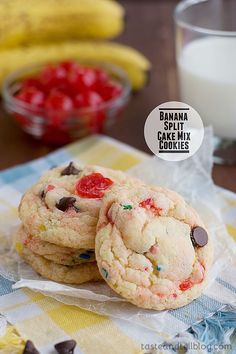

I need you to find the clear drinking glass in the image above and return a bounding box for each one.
[175,0,236,164]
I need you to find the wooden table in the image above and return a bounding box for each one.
[1,0,236,192]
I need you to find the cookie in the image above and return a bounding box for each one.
[18,243,102,284]
[95,185,213,310]
[19,162,139,249]
[16,225,95,266]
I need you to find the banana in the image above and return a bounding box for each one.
[0,41,151,90]
[0,0,124,48]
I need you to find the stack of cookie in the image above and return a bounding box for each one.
[16,162,138,285]
[16,161,213,310]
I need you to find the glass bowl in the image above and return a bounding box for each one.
[2,61,131,145]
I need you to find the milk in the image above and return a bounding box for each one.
[178,37,236,139]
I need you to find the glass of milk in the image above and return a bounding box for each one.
[175,0,236,163]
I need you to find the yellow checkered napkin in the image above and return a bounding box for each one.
[0,135,235,354]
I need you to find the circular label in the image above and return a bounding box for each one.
[144,101,204,161]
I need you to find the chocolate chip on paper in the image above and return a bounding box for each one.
[23,340,40,354]
[191,226,208,247]
[55,339,77,354]
[61,162,81,176]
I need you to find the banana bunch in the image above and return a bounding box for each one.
[0,0,124,48]
[0,0,151,90]
[0,41,150,90]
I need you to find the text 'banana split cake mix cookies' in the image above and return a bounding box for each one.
[19,162,139,250]
[95,185,213,310]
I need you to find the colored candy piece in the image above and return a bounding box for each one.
[46,184,55,192]
[55,339,77,354]
[156,265,162,271]
[39,224,46,231]
[40,184,55,199]
[139,198,162,215]
[41,184,55,198]
[191,226,208,247]
[79,253,90,260]
[23,340,40,354]
[56,197,76,211]
[61,162,81,176]
[179,261,204,291]
[101,267,109,278]
[179,278,193,291]
[122,204,132,210]
[75,173,113,199]
[15,241,23,255]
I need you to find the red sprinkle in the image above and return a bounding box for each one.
[46,184,55,192]
[139,198,162,215]
[179,278,193,291]
[75,173,113,199]
[172,293,177,298]
[144,267,149,271]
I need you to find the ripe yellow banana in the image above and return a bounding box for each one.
[0,41,151,90]
[0,0,124,48]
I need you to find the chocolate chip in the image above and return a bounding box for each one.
[61,162,81,176]
[55,339,76,354]
[23,340,40,354]
[191,226,208,247]
[40,190,45,199]
[56,197,76,212]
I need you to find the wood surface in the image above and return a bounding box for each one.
[0,0,235,192]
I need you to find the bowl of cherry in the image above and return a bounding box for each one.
[2,60,131,145]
